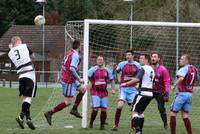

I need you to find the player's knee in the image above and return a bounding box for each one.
[132,113,139,119]
[78,85,86,93]
[170,111,176,116]
[138,113,144,117]
[23,97,32,104]
[92,107,98,111]
[117,101,124,109]
[64,98,72,105]
[101,108,107,112]
[181,111,189,119]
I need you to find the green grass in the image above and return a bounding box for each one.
[0,87,200,134]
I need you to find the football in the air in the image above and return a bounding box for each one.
[34,15,45,26]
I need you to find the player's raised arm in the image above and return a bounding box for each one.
[27,47,35,60]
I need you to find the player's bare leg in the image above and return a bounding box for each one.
[111,100,125,131]
[70,84,86,119]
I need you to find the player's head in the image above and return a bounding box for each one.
[180,54,190,66]
[72,39,81,50]
[96,56,104,67]
[125,50,134,61]
[151,51,162,65]
[11,36,22,47]
[139,53,151,66]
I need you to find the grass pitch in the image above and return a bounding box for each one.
[0,87,200,134]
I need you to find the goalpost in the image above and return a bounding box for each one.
[33,19,200,130]
[82,19,200,128]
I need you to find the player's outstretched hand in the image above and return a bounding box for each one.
[111,89,116,95]
[163,92,169,102]
[80,78,85,84]
[109,62,117,69]
[171,86,175,92]
[120,83,126,87]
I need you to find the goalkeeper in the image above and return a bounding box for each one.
[151,51,170,130]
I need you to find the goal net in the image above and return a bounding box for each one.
[65,19,200,129]
[33,19,200,130]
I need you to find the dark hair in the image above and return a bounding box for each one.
[151,51,163,63]
[151,51,162,59]
[125,50,134,55]
[72,40,80,49]
[140,53,151,63]
[97,55,104,59]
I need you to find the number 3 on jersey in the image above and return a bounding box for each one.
[14,50,21,60]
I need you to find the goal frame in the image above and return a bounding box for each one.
[82,19,200,128]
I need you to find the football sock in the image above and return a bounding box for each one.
[133,117,140,132]
[170,116,176,134]
[138,117,144,131]
[72,92,84,111]
[114,108,122,127]
[26,108,31,120]
[183,118,192,134]
[52,102,67,114]
[20,102,30,119]
[90,110,98,125]
[100,111,107,126]
[160,112,167,124]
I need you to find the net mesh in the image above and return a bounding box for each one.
[65,21,200,128]
[29,21,200,130]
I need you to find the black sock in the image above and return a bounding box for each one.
[138,117,144,131]
[72,105,77,111]
[20,102,30,119]
[26,108,31,120]
[133,117,140,132]
[160,113,167,124]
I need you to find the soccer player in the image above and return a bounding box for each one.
[170,54,199,134]
[111,50,141,131]
[121,54,155,134]
[88,56,115,130]
[8,36,36,130]
[44,40,86,125]
[151,52,170,129]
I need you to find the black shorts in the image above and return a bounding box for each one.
[19,78,37,97]
[132,94,152,113]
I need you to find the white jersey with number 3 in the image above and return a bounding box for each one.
[8,44,35,80]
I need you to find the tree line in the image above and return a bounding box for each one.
[1,0,200,37]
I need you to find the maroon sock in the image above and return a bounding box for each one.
[170,116,176,134]
[52,102,67,114]
[90,110,98,125]
[72,92,84,110]
[183,118,192,134]
[100,111,107,126]
[114,108,122,127]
